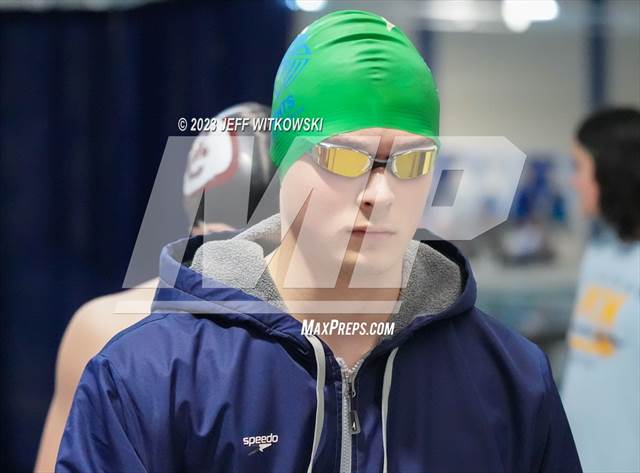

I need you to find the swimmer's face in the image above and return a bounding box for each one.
[571,140,600,217]
[279,127,434,275]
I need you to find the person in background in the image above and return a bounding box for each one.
[34,102,273,472]
[562,107,640,472]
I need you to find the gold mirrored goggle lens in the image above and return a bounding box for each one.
[313,144,437,179]
[391,148,437,179]
[315,146,371,178]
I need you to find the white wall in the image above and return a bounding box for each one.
[608,0,640,107]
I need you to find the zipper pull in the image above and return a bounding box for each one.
[350,409,361,435]
[347,378,361,435]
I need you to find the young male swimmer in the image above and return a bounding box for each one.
[56,11,581,472]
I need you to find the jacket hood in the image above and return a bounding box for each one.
[152,213,477,355]
[60,216,581,473]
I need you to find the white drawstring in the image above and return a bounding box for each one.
[381,347,399,473]
[305,335,326,473]
[304,337,398,473]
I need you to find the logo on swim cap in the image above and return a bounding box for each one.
[272,33,312,106]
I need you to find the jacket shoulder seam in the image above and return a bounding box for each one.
[100,312,173,351]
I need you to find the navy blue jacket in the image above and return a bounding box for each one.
[56,230,581,473]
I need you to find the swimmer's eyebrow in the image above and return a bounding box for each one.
[324,136,376,148]
[326,136,434,146]
[322,136,435,154]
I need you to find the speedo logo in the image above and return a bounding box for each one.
[243,432,279,455]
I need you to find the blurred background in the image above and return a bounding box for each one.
[0,0,638,470]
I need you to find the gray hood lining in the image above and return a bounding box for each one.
[190,213,461,333]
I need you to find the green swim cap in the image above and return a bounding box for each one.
[270,9,439,178]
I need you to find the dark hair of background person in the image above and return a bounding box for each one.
[576,107,640,241]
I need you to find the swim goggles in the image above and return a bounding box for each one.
[310,141,438,179]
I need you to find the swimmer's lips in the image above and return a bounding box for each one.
[348,225,396,242]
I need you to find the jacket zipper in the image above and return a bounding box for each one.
[338,358,365,473]
[346,376,361,435]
